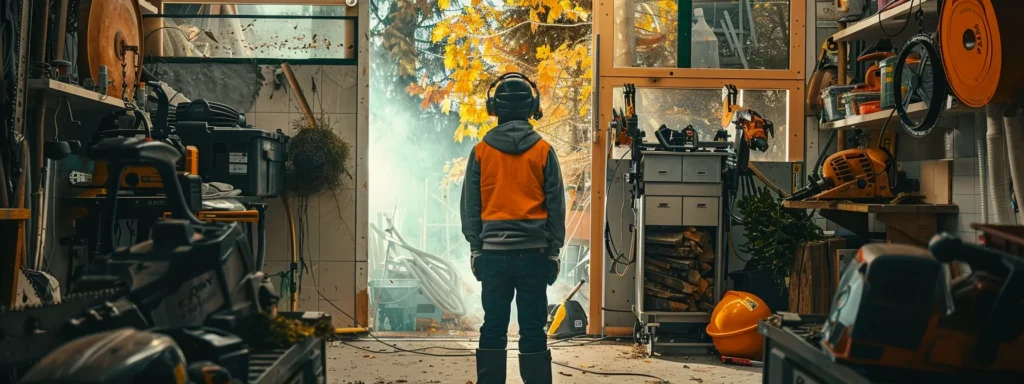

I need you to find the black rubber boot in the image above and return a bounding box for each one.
[476,349,507,384]
[518,350,552,384]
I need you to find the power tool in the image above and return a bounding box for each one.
[546,280,588,339]
[789,131,917,201]
[90,82,199,190]
[722,84,775,154]
[821,235,1024,377]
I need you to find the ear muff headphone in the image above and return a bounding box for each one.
[485,72,543,120]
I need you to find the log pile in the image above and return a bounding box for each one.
[644,228,715,312]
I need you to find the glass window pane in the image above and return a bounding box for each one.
[613,0,791,70]
[612,86,789,161]
[145,15,355,60]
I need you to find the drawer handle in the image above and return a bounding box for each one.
[658,171,668,174]
[696,204,707,208]
[696,171,707,175]
[658,203,670,208]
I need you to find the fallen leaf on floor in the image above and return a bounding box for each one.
[684,365,690,369]
[362,355,370,358]
[644,360,652,363]
[558,372,573,377]
[396,381,407,383]
[654,352,662,357]
[580,364,595,368]
[689,377,704,383]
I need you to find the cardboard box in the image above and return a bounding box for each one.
[919,160,952,204]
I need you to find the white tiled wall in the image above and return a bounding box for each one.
[250,62,364,327]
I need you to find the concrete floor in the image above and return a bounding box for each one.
[326,339,762,384]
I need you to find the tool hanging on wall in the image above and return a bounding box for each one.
[894,33,948,137]
[78,0,144,101]
[939,0,1024,108]
[806,38,840,116]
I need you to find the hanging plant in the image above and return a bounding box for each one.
[286,113,352,197]
[736,187,824,291]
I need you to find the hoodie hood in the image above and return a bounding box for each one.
[482,120,542,155]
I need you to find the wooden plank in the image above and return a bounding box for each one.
[877,213,939,247]
[782,200,959,214]
[27,79,126,114]
[0,208,30,220]
[790,238,847,314]
[1,214,27,306]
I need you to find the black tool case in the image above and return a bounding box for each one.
[176,122,289,197]
[210,127,288,197]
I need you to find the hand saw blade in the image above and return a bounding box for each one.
[0,288,124,370]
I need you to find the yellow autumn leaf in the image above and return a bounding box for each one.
[439,0,451,11]
[549,104,569,121]
[536,45,552,60]
[578,103,589,117]
[472,0,482,7]
[441,98,452,115]
[574,6,589,21]
[454,123,466,143]
[432,23,450,43]
[529,9,539,33]
[466,125,479,140]
[577,85,592,105]
[444,45,459,70]
[547,4,563,23]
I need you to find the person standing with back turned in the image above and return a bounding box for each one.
[461,72,566,384]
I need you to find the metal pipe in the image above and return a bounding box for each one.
[986,103,1013,224]
[722,12,748,69]
[976,112,988,223]
[1003,104,1024,224]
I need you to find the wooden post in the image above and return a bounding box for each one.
[1,209,30,306]
[280,62,317,128]
[836,22,847,151]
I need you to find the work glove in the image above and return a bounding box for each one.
[547,256,560,286]
[471,251,484,282]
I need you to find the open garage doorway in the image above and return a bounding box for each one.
[368,0,594,336]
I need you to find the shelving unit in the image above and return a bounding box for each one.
[832,0,939,43]
[820,96,977,131]
[27,79,125,114]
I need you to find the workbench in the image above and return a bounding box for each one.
[782,201,958,247]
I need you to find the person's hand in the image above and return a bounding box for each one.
[471,251,483,281]
[547,257,560,286]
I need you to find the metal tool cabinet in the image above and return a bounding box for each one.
[634,150,728,353]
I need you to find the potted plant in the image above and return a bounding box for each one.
[731,187,824,311]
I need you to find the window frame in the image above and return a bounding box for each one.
[598,0,808,80]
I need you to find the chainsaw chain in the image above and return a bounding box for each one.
[0,287,123,314]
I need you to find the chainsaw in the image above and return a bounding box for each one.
[789,131,918,201]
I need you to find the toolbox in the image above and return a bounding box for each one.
[821,85,857,121]
[176,122,289,197]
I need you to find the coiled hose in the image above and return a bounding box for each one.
[369,221,467,317]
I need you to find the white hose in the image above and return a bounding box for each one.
[976,112,988,224]
[369,223,468,317]
[1004,105,1024,224]
[987,103,1013,224]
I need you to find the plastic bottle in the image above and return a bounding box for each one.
[690,8,721,69]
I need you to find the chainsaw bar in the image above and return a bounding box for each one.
[0,288,124,370]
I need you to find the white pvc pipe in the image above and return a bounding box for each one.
[1004,105,1024,224]
[987,103,1013,224]
[976,112,988,224]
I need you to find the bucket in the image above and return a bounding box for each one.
[880,56,898,109]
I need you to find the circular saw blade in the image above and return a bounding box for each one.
[78,0,144,101]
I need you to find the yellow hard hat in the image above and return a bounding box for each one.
[706,291,772,359]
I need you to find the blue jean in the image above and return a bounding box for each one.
[474,250,556,353]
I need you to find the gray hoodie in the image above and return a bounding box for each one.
[460,120,566,257]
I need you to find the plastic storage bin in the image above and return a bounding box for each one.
[822,85,857,121]
[210,128,288,197]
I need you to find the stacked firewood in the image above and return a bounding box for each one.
[644,228,715,312]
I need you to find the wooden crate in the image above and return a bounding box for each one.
[789,238,849,315]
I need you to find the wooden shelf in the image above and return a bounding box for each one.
[833,0,939,43]
[820,96,977,131]
[783,200,958,214]
[0,209,30,221]
[28,79,126,115]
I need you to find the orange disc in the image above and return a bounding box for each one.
[78,0,144,100]
[940,0,1024,107]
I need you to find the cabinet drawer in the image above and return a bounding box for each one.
[682,156,722,183]
[645,196,683,226]
[682,197,719,227]
[644,155,683,182]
